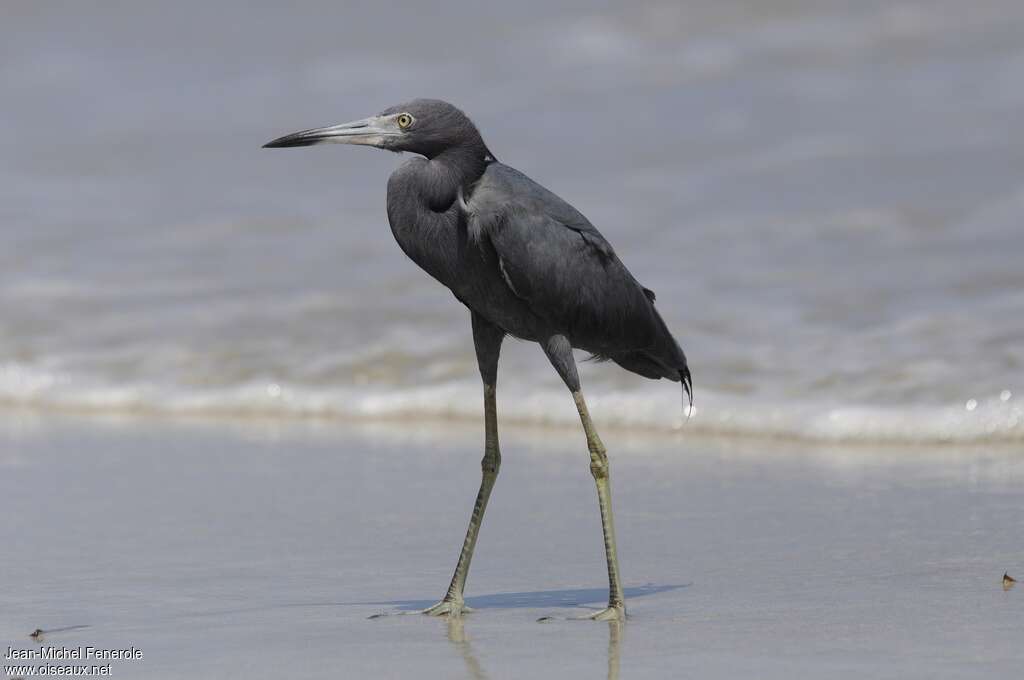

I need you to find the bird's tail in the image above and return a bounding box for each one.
[680,366,693,419]
[606,281,693,421]
[649,305,692,421]
[607,347,692,420]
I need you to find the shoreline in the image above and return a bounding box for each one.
[2,398,1022,449]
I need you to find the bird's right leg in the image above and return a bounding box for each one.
[423,313,504,617]
[542,335,626,622]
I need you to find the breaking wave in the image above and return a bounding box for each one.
[1,362,1020,445]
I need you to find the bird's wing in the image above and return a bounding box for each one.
[466,164,663,353]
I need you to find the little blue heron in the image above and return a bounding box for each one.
[264,99,690,621]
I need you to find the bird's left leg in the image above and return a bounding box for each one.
[542,335,626,622]
[423,313,504,617]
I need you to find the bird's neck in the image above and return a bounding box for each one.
[431,143,491,189]
[409,144,491,213]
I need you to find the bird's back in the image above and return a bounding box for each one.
[464,164,690,393]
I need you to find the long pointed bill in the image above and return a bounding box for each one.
[262,115,401,149]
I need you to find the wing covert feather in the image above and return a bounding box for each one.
[468,165,662,352]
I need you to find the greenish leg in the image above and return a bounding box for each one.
[573,390,626,621]
[423,383,501,617]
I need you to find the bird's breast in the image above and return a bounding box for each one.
[386,162,544,340]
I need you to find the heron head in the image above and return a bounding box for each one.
[263,99,493,160]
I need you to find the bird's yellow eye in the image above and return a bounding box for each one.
[397,113,413,129]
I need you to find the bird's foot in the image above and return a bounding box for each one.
[421,598,473,618]
[584,605,625,622]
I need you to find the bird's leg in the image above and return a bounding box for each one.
[573,390,626,621]
[423,314,504,618]
[422,383,500,617]
[541,335,625,622]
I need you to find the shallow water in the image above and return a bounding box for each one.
[2,1,1023,442]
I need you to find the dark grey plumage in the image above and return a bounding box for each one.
[375,100,691,402]
[264,99,691,620]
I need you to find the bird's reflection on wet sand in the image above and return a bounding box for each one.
[443,616,622,680]
[444,617,488,680]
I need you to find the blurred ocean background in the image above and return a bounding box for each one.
[1,1,1022,443]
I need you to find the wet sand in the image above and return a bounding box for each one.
[1,414,1021,678]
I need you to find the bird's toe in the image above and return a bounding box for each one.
[421,599,473,617]
[586,605,626,622]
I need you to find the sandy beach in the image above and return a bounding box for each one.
[2,413,1020,678]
